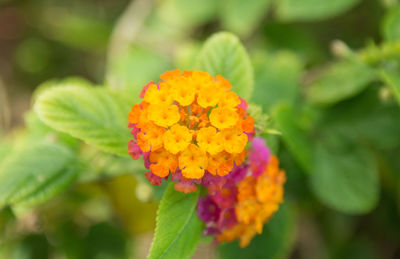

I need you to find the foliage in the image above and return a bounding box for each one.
[35,84,132,156]
[148,183,201,259]
[196,32,254,99]
[1,0,400,258]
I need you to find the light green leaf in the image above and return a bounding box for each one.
[382,6,400,42]
[252,51,302,111]
[380,69,400,106]
[220,0,272,37]
[307,61,376,106]
[164,0,217,27]
[0,139,10,165]
[219,203,296,259]
[310,129,379,214]
[276,0,361,21]
[273,104,312,173]
[35,85,131,156]
[24,111,80,151]
[148,183,201,259]
[33,76,93,102]
[196,32,254,99]
[0,143,78,208]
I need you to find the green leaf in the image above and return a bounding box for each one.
[0,143,78,208]
[106,45,171,103]
[380,69,400,106]
[263,24,324,63]
[0,140,10,165]
[33,77,93,102]
[319,88,400,150]
[306,60,376,106]
[196,32,254,99]
[382,6,400,42]
[273,104,312,173]
[219,203,296,259]
[24,111,80,151]
[276,0,361,22]
[148,183,201,259]
[35,84,131,156]
[310,129,379,214]
[220,0,272,37]
[252,51,302,112]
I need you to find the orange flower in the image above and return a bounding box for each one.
[149,148,178,177]
[219,155,286,247]
[220,129,248,154]
[196,127,223,155]
[128,70,255,184]
[209,107,239,129]
[163,124,192,154]
[179,144,208,179]
[148,104,180,128]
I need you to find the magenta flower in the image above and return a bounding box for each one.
[249,137,270,177]
[197,196,220,223]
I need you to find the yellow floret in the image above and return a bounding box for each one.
[179,144,208,179]
[170,77,195,106]
[190,71,215,94]
[218,91,241,108]
[136,123,165,152]
[220,128,248,154]
[196,126,223,155]
[209,107,239,129]
[163,124,193,154]
[148,104,180,128]
[197,85,222,108]
[235,199,261,224]
[144,83,173,105]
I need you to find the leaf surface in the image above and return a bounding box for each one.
[196,32,254,99]
[148,183,201,259]
[35,85,131,156]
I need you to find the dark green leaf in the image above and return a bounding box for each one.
[276,0,361,22]
[380,69,400,106]
[310,129,379,214]
[382,6,400,42]
[148,183,201,259]
[307,61,376,106]
[252,51,302,112]
[273,104,312,173]
[319,87,400,150]
[263,24,324,63]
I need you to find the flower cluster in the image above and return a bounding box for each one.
[128,70,255,192]
[197,138,286,247]
[128,70,285,247]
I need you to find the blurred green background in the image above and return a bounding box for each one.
[0,0,399,258]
